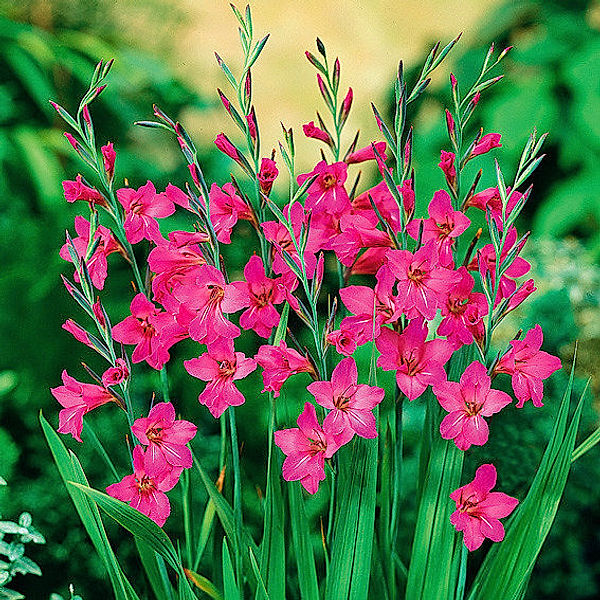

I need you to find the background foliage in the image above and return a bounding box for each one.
[0,0,598,598]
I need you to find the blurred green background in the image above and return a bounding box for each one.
[0,0,599,598]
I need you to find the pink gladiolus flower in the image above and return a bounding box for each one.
[303,121,332,144]
[327,326,358,357]
[438,267,488,348]
[376,319,453,400]
[173,264,241,344]
[258,158,279,196]
[112,293,187,370]
[387,242,461,320]
[106,445,181,527]
[101,359,129,387]
[274,402,342,494]
[494,324,561,407]
[117,181,175,244]
[226,255,285,338]
[439,150,456,189]
[50,370,115,442]
[131,402,197,471]
[62,174,105,206]
[471,133,502,157]
[345,141,387,164]
[297,161,351,214]
[59,216,120,290]
[406,190,471,267]
[208,183,253,244]
[215,132,242,162]
[62,319,94,349]
[450,464,518,551]
[352,180,402,231]
[164,183,192,211]
[308,357,384,442]
[184,339,257,418]
[255,341,315,397]
[101,143,116,181]
[434,361,512,451]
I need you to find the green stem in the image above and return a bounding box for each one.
[229,408,244,598]
[159,365,170,403]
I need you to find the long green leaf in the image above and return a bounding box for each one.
[222,538,240,600]
[135,538,175,600]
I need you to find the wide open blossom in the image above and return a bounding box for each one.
[450,463,518,551]
[297,160,352,214]
[50,370,115,442]
[116,181,175,244]
[387,242,460,320]
[106,445,182,527]
[112,293,187,370]
[434,361,512,451]
[226,255,285,338]
[308,357,384,442]
[208,182,253,243]
[437,267,488,348]
[375,319,453,400]
[184,338,257,418]
[173,264,240,344]
[131,402,197,472]
[255,341,315,397]
[494,324,561,407]
[406,190,470,267]
[339,264,400,345]
[59,215,120,290]
[274,402,342,494]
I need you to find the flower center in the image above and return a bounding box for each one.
[146,427,163,442]
[322,173,336,189]
[219,360,236,378]
[137,475,156,493]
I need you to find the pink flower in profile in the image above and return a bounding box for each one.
[101,142,116,180]
[255,341,315,397]
[116,181,175,244]
[112,293,187,370]
[101,359,129,387]
[226,255,285,338]
[434,361,512,451]
[327,326,358,357]
[375,319,453,400]
[62,174,105,205]
[470,133,502,157]
[258,158,278,196]
[106,445,181,527]
[131,402,197,472]
[494,325,561,408]
[450,463,518,551]
[302,121,332,144]
[438,150,456,189]
[274,402,342,494]
[297,161,351,214]
[50,370,115,442]
[214,132,243,163]
[387,242,460,320]
[173,264,241,344]
[308,358,384,442]
[208,183,253,243]
[59,216,120,290]
[62,319,94,349]
[184,339,257,418]
[406,190,471,267]
[345,141,387,164]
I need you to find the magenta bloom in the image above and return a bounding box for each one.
[303,121,332,144]
[434,361,512,451]
[450,464,518,551]
[258,158,279,196]
[438,150,456,189]
[116,181,175,244]
[101,142,116,180]
[173,264,241,344]
[226,255,285,338]
[62,319,94,349]
[62,174,105,205]
[50,370,114,442]
[255,341,315,397]
[406,190,470,267]
[297,160,351,214]
[387,242,460,320]
[101,358,129,387]
[59,216,120,290]
[345,141,387,164]
[327,326,358,357]
[184,339,257,418]
[376,319,453,400]
[308,358,384,442]
[471,133,502,157]
[215,132,243,163]
[495,325,561,407]
[274,402,342,494]
[112,293,187,370]
[106,445,181,527]
[131,402,197,472]
[208,182,253,243]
